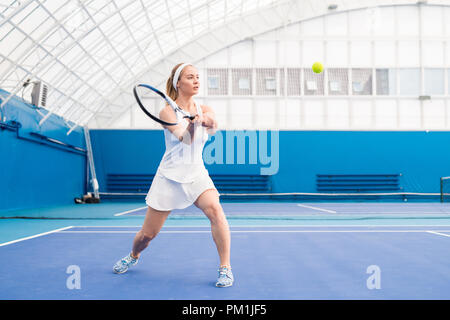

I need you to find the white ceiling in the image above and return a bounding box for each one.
[0,0,447,130]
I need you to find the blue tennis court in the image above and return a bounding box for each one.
[3,1,450,313]
[1,202,449,300]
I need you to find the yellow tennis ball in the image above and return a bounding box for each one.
[312,62,323,74]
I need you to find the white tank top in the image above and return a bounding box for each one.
[157,101,209,183]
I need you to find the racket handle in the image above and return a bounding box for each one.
[185,114,197,120]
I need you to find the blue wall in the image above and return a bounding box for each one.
[90,129,450,198]
[273,131,450,194]
[0,89,86,213]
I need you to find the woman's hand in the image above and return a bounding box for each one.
[201,113,217,128]
[202,113,218,135]
[188,114,204,125]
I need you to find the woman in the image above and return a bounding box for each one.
[113,63,233,288]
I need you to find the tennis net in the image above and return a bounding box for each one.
[98,191,440,202]
[440,177,450,202]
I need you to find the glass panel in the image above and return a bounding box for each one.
[445,7,450,36]
[351,99,372,128]
[398,99,421,128]
[303,100,324,128]
[327,100,349,128]
[239,78,250,90]
[350,41,371,66]
[256,68,277,95]
[255,99,277,128]
[281,99,301,128]
[374,41,396,67]
[448,69,450,95]
[327,41,347,66]
[397,6,419,36]
[422,6,443,37]
[254,41,277,66]
[232,69,252,95]
[376,69,396,95]
[210,99,228,128]
[352,69,372,95]
[0,27,26,56]
[398,41,420,67]
[422,41,443,67]
[302,41,324,68]
[279,41,300,66]
[349,8,373,36]
[399,68,420,95]
[328,68,348,96]
[424,68,444,95]
[326,12,347,36]
[301,17,324,36]
[10,1,39,26]
[0,22,14,42]
[303,68,324,95]
[207,68,228,95]
[374,100,397,129]
[423,99,446,129]
[229,99,253,129]
[230,41,252,66]
[373,6,395,36]
[208,76,219,89]
[8,36,33,60]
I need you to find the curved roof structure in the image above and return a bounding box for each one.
[0,0,447,130]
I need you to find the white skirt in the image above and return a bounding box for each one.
[145,171,219,211]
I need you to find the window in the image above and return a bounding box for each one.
[306,81,317,91]
[376,69,396,95]
[256,68,277,95]
[304,68,324,95]
[352,69,372,95]
[208,76,219,89]
[329,81,342,93]
[328,68,348,95]
[207,68,228,95]
[238,78,250,90]
[399,68,420,95]
[424,68,444,95]
[232,68,252,95]
[352,82,364,93]
[265,78,276,91]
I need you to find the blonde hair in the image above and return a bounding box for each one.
[166,63,185,101]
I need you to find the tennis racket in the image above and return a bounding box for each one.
[133,84,196,126]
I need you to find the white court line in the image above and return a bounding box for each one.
[69,224,450,228]
[426,231,450,238]
[296,212,450,214]
[0,226,74,247]
[297,204,337,214]
[114,206,147,216]
[59,230,450,234]
[112,211,450,216]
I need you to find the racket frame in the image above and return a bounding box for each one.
[133,83,194,126]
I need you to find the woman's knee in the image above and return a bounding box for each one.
[204,202,226,223]
[139,229,159,242]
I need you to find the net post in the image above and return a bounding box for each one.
[440,177,444,203]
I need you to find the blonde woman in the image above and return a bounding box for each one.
[113,63,233,287]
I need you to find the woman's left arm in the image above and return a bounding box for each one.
[201,105,218,134]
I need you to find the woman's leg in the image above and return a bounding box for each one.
[194,189,231,267]
[131,206,171,259]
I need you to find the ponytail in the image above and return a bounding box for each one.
[166,63,184,101]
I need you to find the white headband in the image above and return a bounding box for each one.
[172,63,192,91]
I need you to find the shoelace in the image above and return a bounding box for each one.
[122,255,135,265]
[218,268,232,279]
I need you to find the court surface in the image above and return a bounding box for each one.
[1,202,449,300]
